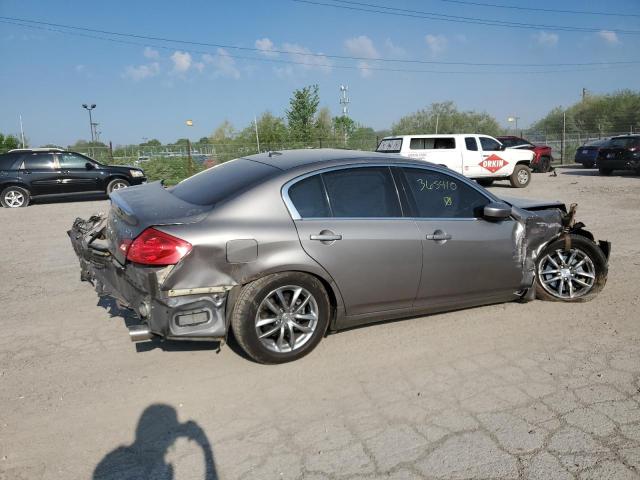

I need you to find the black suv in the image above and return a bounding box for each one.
[0,148,146,208]
[597,135,640,176]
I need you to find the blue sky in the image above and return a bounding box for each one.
[1,0,639,146]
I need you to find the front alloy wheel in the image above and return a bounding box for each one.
[535,234,608,302]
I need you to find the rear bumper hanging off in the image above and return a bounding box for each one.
[68,215,229,343]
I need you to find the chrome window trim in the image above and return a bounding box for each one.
[282,162,496,221]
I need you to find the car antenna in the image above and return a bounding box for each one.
[268,151,282,157]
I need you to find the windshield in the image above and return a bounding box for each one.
[170,158,279,206]
[609,137,640,149]
[376,138,402,153]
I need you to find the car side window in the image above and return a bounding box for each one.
[409,138,424,150]
[59,153,90,169]
[465,137,478,151]
[288,175,331,218]
[322,167,401,218]
[401,168,489,218]
[479,137,502,151]
[22,153,55,170]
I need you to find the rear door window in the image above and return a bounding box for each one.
[23,153,56,169]
[401,167,489,218]
[465,137,478,151]
[376,138,403,153]
[322,167,401,218]
[59,153,90,169]
[288,175,330,218]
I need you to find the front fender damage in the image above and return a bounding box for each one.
[514,203,611,301]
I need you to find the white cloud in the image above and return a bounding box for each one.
[357,61,374,78]
[344,35,379,59]
[123,62,160,81]
[171,51,192,73]
[203,48,240,79]
[597,30,620,45]
[255,38,278,57]
[533,31,559,47]
[75,64,85,73]
[425,34,447,55]
[282,42,332,73]
[384,38,406,57]
[143,47,160,59]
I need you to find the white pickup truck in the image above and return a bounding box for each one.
[376,134,534,188]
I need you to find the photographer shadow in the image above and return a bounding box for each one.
[93,404,218,479]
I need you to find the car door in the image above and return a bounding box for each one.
[398,166,522,309]
[407,137,463,173]
[460,136,484,177]
[286,165,422,318]
[468,136,511,178]
[57,152,101,193]
[20,152,61,195]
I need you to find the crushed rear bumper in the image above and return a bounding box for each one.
[68,215,228,342]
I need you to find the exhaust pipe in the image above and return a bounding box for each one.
[128,325,153,342]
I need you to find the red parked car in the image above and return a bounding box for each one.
[497,136,553,173]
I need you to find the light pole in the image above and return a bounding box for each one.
[185,120,194,176]
[507,116,520,135]
[82,104,96,143]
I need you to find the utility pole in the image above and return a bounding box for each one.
[82,104,96,143]
[435,113,440,135]
[339,85,350,146]
[582,88,588,102]
[561,111,566,165]
[185,120,194,177]
[254,115,260,153]
[19,115,25,148]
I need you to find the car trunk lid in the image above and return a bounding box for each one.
[107,181,211,263]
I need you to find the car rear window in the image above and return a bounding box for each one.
[376,138,402,153]
[170,158,279,206]
[288,175,331,218]
[0,153,21,170]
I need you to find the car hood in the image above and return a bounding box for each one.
[499,195,565,212]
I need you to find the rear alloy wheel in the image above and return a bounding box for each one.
[0,186,30,208]
[107,178,130,195]
[509,164,531,188]
[535,234,608,302]
[599,167,613,176]
[231,272,330,364]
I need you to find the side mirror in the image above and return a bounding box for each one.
[483,201,512,220]
[85,162,95,170]
[499,144,506,151]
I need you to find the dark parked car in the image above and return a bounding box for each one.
[596,135,640,175]
[69,149,610,364]
[497,136,553,173]
[0,148,146,208]
[575,138,610,169]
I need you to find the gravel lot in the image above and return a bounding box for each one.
[1,166,639,480]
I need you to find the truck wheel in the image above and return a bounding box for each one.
[476,178,494,187]
[509,164,531,188]
[535,234,608,302]
[0,186,30,208]
[107,178,130,194]
[583,161,594,169]
[537,156,551,173]
[598,167,613,176]
[231,272,331,364]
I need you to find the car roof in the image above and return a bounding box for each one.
[8,147,65,152]
[383,134,492,139]
[241,148,423,171]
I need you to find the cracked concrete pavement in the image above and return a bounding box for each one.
[0,166,639,479]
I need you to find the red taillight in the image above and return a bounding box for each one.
[124,228,192,266]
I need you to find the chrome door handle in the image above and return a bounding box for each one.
[310,234,342,241]
[426,233,452,241]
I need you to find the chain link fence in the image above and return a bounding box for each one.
[72,131,631,184]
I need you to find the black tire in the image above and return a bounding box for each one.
[476,178,494,187]
[535,234,608,303]
[583,162,594,169]
[537,156,551,173]
[598,167,613,176]
[509,164,531,188]
[106,178,130,194]
[0,186,30,208]
[231,272,331,364]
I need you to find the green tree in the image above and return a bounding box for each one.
[140,138,161,147]
[347,126,377,150]
[314,107,333,139]
[391,101,501,137]
[210,120,235,143]
[287,85,320,143]
[0,133,21,153]
[333,115,356,142]
[174,138,190,146]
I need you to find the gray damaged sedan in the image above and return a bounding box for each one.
[69,149,611,363]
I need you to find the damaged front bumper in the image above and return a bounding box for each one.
[68,215,229,343]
